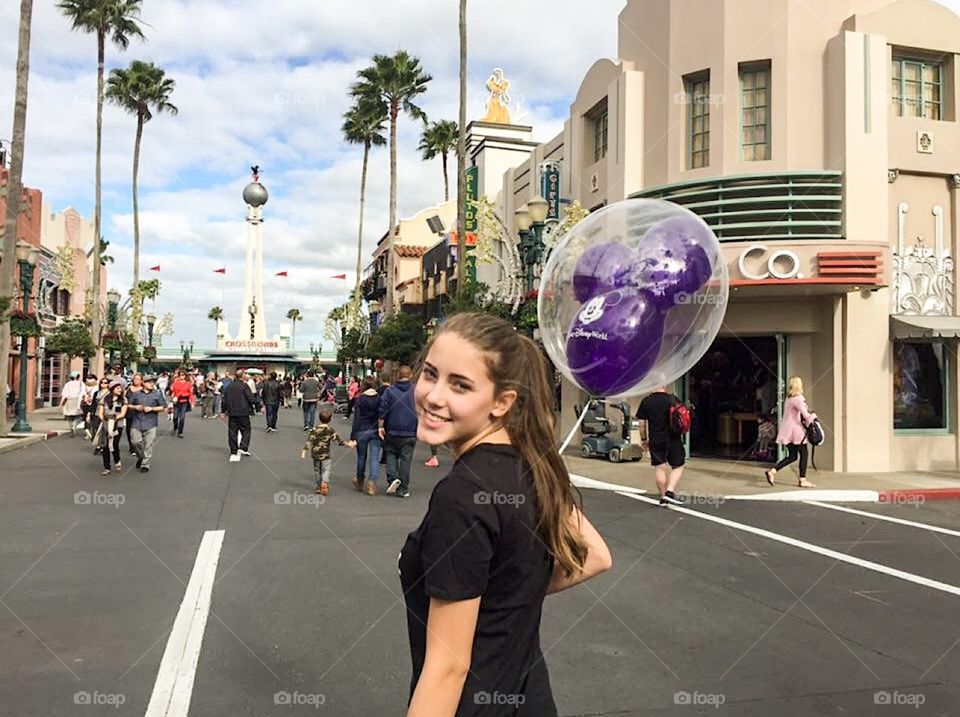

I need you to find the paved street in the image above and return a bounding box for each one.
[1,407,959,716]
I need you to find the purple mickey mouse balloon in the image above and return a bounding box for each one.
[631,215,713,310]
[565,289,664,396]
[572,242,637,302]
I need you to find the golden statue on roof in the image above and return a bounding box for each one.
[480,68,511,124]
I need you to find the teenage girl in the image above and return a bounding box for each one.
[98,381,128,475]
[399,313,613,716]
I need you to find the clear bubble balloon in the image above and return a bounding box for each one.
[539,198,728,399]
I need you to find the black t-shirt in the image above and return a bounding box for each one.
[637,391,679,442]
[399,443,558,716]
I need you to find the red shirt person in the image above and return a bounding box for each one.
[169,372,194,438]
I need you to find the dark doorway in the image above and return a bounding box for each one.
[687,336,781,462]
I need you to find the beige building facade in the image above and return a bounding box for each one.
[500,0,960,473]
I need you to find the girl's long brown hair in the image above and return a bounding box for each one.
[422,313,587,577]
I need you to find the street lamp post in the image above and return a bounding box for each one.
[368,299,380,335]
[106,288,120,368]
[145,313,156,373]
[11,241,39,433]
[515,195,550,293]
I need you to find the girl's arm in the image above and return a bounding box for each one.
[547,505,613,595]
[407,596,480,717]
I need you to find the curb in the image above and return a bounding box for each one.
[0,429,65,456]
[879,488,960,503]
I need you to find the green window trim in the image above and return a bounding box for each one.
[593,109,609,163]
[891,57,942,120]
[740,63,771,161]
[686,73,710,169]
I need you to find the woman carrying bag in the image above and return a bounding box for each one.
[765,376,817,488]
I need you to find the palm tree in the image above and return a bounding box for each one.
[286,308,302,350]
[419,120,458,202]
[456,0,468,298]
[106,60,177,296]
[342,99,387,308]
[97,237,114,266]
[351,51,432,247]
[0,0,35,437]
[58,0,144,366]
[208,306,223,338]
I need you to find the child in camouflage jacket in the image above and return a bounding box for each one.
[301,409,355,495]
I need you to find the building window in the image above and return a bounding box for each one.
[892,57,942,120]
[740,62,770,160]
[686,72,710,169]
[593,108,608,162]
[893,341,948,430]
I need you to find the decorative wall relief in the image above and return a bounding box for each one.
[892,203,954,316]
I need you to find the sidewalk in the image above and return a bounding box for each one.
[563,452,960,502]
[0,407,72,455]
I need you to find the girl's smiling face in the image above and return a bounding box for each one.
[414,332,516,454]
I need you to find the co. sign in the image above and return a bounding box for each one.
[737,244,804,280]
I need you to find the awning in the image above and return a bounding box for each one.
[891,315,960,340]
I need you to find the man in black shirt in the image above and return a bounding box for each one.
[260,371,282,432]
[221,369,261,461]
[636,386,686,506]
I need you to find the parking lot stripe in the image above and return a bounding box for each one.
[145,530,225,717]
[618,493,960,597]
[805,501,960,538]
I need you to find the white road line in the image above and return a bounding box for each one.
[804,501,960,538]
[617,493,960,598]
[570,473,646,494]
[145,530,225,717]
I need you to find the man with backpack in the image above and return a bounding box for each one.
[636,386,690,506]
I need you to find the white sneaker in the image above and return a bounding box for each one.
[239,449,251,456]
[386,479,401,495]
[229,453,241,463]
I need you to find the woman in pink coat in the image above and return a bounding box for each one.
[764,376,818,487]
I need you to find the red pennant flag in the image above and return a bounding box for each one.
[331,273,346,280]
[149,265,161,272]
[213,267,226,274]
[275,271,288,277]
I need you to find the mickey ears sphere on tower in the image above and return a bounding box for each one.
[242,181,268,207]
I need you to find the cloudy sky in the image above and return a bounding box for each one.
[2,0,959,351]
[0,0,622,351]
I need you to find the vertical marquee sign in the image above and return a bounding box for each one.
[540,161,561,220]
[464,165,479,281]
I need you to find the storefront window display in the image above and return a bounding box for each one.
[893,341,947,430]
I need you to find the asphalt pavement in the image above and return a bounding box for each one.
[0,405,958,716]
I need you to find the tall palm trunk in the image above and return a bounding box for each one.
[0,0,34,436]
[291,320,296,351]
[132,109,143,299]
[90,29,105,372]
[456,0,468,297]
[354,140,371,300]
[441,149,449,202]
[388,101,399,312]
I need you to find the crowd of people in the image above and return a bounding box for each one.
[57,363,441,496]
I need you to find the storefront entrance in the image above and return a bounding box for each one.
[680,335,787,462]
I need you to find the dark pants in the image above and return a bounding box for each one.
[384,436,416,492]
[102,432,122,470]
[228,415,251,454]
[774,443,808,477]
[355,430,381,481]
[265,403,279,429]
[303,401,317,428]
[346,396,356,418]
[126,418,134,452]
[173,401,189,435]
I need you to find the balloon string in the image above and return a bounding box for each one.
[559,401,593,456]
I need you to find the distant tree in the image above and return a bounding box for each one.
[366,312,426,365]
[418,119,458,201]
[45,317,97,359]
[286,308,302,349]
